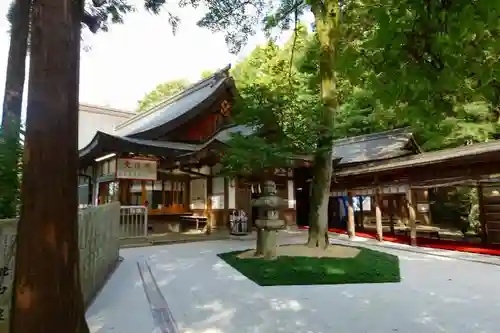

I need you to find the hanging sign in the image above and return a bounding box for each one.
[116,158,157,180]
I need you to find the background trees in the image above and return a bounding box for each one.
[191,0,343,247]
[216,0,500,238]
[337,0,500,149]
[0,0,136,219]
[137,79,190,111]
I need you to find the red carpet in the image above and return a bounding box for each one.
[298,226,500,256]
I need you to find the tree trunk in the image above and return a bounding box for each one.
[0,0,30,219]
[307,0,340,249]
[9,0,88,331]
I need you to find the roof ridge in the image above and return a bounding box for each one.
[336,138,500,177]
[333,127,412,147]
[79,103,135,116]
[114,64,231,131]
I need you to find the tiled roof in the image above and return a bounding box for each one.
[333,128,415,165]
[114,65,232,138]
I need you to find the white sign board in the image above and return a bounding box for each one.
[116,158,157,180]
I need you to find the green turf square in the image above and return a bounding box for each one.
[218,246,401,286]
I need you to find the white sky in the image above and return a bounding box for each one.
[0,0,300,118]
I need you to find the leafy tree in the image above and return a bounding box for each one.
[329,0,500,238]
[0,0,135,219]
[223,36,320,174]
[137,79,190,111]
[200,69,215,79]
[0,125,22,218]
[338,0,500,149]
[1,0,29,220]
[8,1,168,332]
[193,0,342,248]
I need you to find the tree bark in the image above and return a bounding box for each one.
[9,0,89,331]
[307,0,340,249]
[0,0,30,219]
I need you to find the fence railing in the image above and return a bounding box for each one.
[119,205,148,238]
[0,201,121,331]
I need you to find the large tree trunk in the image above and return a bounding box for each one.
[307,0,340,249]
[9,0,88,331]
[0,0,30,219]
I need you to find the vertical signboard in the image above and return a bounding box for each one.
[0,220,17,328]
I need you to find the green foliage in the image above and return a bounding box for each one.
[0,126,22,219]
[218,246,401,286]
[84,0,135,33]
[430,187,480,236]
[185,0,311,54]
[221,31,323,175]
[136,79,190,112]
[7,0,137,34]
[200,69,215,79]
[337,0,500,149]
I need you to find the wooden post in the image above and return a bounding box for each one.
[206,172,213,234]
[184,176,190,211]
[407,188,417,246]
[399,195,408,225]
[375,187,383,241]
[141,180,146,205]
[347,191,355,239]
[389,195,396,235]
[358,195,364,230]
[478,183,488,244]
[161,179,166,208]
[223,177,230,230]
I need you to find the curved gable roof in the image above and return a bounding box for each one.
[114,65,234,139]
[79,131,199,166]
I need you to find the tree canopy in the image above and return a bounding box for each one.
[336,0,500,150]
[222,0,500,173]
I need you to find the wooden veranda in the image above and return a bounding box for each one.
[332,140,500,245]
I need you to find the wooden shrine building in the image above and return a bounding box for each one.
[78,65,500,244]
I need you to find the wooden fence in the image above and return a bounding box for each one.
[0,202,121,331]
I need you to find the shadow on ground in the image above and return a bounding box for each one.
[87,233,500,333]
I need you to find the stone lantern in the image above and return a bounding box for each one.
[252,180,286,260]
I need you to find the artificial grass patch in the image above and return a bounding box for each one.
[218,246,401,286]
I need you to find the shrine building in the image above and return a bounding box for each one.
[78,65,500,245]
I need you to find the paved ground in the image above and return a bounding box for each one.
[86,231,500,333]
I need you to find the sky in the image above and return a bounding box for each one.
[0,0,299,118]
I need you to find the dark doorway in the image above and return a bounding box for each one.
[328,197,340,228]
[251,191,259,228]
[294,167,311,227]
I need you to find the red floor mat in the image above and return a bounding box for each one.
[297,226,500,256]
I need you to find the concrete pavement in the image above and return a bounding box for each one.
[86,232,500,333]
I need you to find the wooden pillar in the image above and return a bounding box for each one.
[358,195,364,229]
[184,176,191,210]
[206,171,213,234]
[407,188,417,246]
[389,196,396,235]
[223,177,230,229]
[141,180,146,205]
[161,180,166,208]
[118,180,127,205]
[347,191,355,238]
[399,195,408,225]
[478,184,488,244]
[375,187,383,241]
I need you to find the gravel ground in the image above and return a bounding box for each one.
[86,232,500,333]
